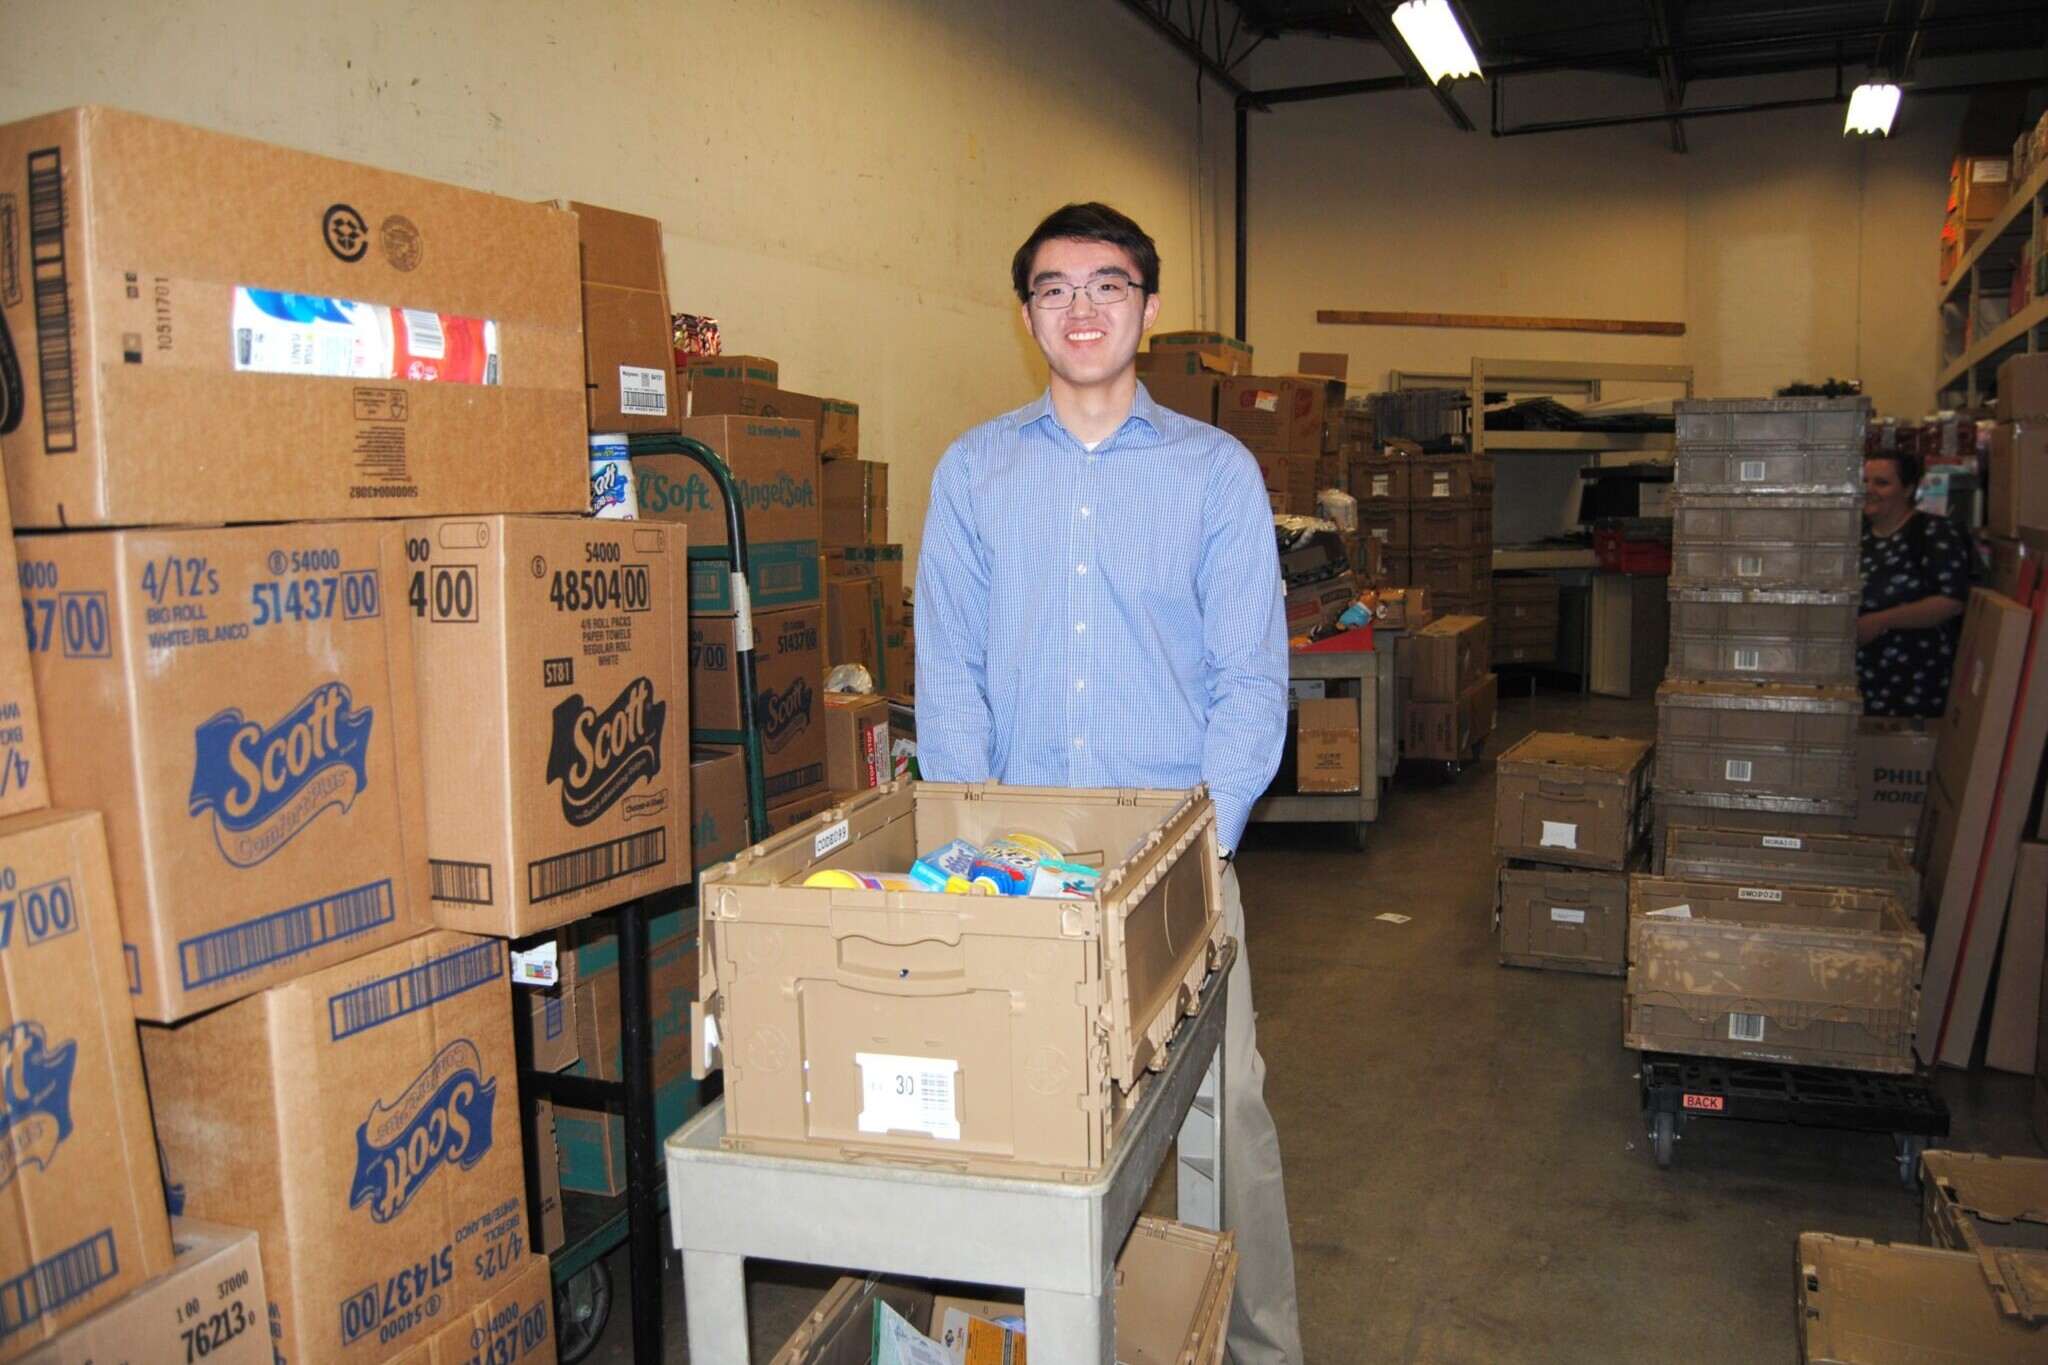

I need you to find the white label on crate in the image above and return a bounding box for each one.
[1737,555,1764,577]
[1371,475,1391,497]
[1762,835,1803,850]
[814,819,851,859]
[1739,459,1767,482]
[1371,528,1389,542]
[619,365,670,415]
[1539,820,1580,850]
[1971,158,2010,183]
[1725,759,1754,783]
[1549,907,1587,925]
[856,1052,961,1140]
[1648,904,1693,918]
[1733,647,1762,671]
[1728,1012,1767,1043]
[1737,886,1784,902]
[509,941,559,987]
[1431,473,1451,498]
[702,1015,721,1070]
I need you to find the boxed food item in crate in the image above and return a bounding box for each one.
[1654,680,1860,802]
[1668,494,1862,590]
[1494,732,1653,870]
[1624,875,1921,1072]
[1665,588,1859,686]
[1495,851,1642,977]
[0,107,587,528]
[1920,1150,2048,1322]
[695,781,1224,1177]
[1797,1233,2046,1365]
[1659,826,1919,909]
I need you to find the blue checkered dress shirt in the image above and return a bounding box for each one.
[914,383,1287,851]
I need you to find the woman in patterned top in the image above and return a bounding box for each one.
[1858,450,1970,718]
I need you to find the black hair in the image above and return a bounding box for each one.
[1868,449,1924,489]
[1011,203,1160,304]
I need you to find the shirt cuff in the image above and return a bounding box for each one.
[1211,793,1251,859]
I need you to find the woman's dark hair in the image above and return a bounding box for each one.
[1011,203,1160,304]
[1868,449,1924,488]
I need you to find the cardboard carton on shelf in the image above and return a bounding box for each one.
[634,416,822,613]
[522,950,579,1073]
[530,1101,565,1254]
[1296,696,1362,793]
[17,1220,267,1365]
[1220,376,1326,454]
[1149,330,1253,375]
[384,1254,555,1365]
[1402,672,1497,763]
[1854,717,1935,845]
[21,522,427,1021]
[0,107,586,528]
[556,200,676,433]
[1493,732,1652,871]
[568,920,698,1085]
[408,516,690,937]
[690,745,751,869]
[690,605,826,807]
[1997,352,2048,423]
[142,931,529,1365]
[0,810,175,1362]
[700,783,1223,1176]
[682,354,779,386]
[0,477,49,818]
[759,787,838,837]
[824,692,890,793]
[820,460,888,546]
[823,574,884,681]
[1141,370,1222,424]
[1405,614,1490,704]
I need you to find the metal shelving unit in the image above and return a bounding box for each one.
[1936,153,2048,405]
[517,433,775,1365]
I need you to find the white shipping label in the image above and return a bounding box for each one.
[1762,835,1803,850]
[619,365,670,415]
[1549,907,1587,925]
[1371,475,1391,497]
[1733,647,1762,672]
[1648,904,1693,918]
[1739,459,1767,482]
[1431,473,1451,498]
[1737,886,1784,902]
[856,1052,961,1140]
[814,819,851,859]
[509,941,559,986]
[1539,820,1580,850]
[1253,390,1280,413]
[1725,759,1754,783]
[1728,1012,1767,1043]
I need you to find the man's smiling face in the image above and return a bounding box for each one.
[1020,236,1160,392]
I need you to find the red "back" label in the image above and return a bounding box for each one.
[1682,1094,1725,1112]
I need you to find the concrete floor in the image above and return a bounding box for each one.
[589,686,2045,1363]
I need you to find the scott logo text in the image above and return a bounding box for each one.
[349,1039,496,1224]
[546,677,666,826]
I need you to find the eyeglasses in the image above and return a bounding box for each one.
[1030,277,1144,310]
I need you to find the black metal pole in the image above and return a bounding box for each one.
[614,896,664,1364]
[1234,98,1249,343]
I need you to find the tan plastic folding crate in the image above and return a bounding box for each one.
[696,780,1224,1177]
[1654,680,1860,802]
[1668,494,1862,589]
[1920,1151,2048,1323]
[1659,826,1919,909]
[1494,732,1653,870]
[1649,791,1858,871]
[1797,1233,2048,1365]
[1625,875,1922,1073]
[1674,395,1869,455]
[1664,588,1859,686]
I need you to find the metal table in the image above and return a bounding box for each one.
[1250,632,1397,849]
[665,942,1234,1363]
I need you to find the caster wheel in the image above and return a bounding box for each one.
[1651,1111,1676,1169]
[1350,822,1369,852]
[1895,1134,1929,1189]
[556,1261,613,1365]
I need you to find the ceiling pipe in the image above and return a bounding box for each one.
[1493,76,2035,138]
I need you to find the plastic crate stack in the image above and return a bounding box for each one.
[1348,388,1494,622]
[1650,397,1871,864]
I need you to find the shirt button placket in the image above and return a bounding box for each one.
[1071,447,1097,784]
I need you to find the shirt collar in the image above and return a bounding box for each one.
[1019,382,1166,450]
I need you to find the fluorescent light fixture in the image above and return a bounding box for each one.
[1845,82,1901,136]
[1392,0,1482,85]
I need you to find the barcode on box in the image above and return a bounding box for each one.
[179,880,396,989]
[1739,459,1766,482]
[400,308,446,359]
[619,365,669,415]
[430,859,494,905]
[1728,1012,1766,1043]
[856,1051,961,1141]
[1733,647,1761,671]
[27,148,78,455]
[527,829,667,903]
[328,940,504,1040]
[1725,759,1753,783]
[0,1230,118,1337]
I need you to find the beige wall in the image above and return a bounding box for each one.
[2,0,1236,575]
[1243,68,1964,419]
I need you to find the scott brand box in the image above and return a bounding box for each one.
[21,522,427,1021]
[142,932,529,1365]
[0,107,586,527]
[632,417,821,613]
[19,1220,267,1365]
[385,1255,554,1365]
[408,516,689,935]
[0,810,174,1363]
[0,481,48,817]
[690,605,826,807]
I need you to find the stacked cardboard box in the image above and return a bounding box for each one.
[1218,365,1346,517]
[1345,440,1495,620]
[1491,573,1561,666]
[1401,615,1496,762]
[1796,1153,2048,1362]
[1492,733,1653,976]
[0,108,696,1360]
[1138,331,1251,426]
[1652,398,1869,855]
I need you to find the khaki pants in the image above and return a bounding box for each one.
[1221,866,1304,1364]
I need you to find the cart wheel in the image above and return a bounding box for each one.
[556,1261,613,1365]
[1895,1134,1929,1189]
[1651,1111,1676,1169]
[1349,822,1369,852]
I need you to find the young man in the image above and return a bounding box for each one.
[916,203,1303,1364]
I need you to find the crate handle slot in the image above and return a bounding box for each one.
[828,907,966,947]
